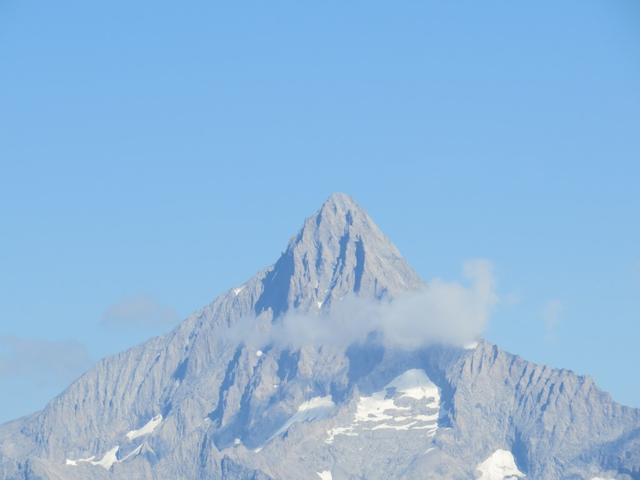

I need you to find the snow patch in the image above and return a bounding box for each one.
[261,396,335,447]
[118,444,144,463]
[256,350,264,357]
[464,341,479,350]
[65,457,93,466]
[233,286,245,296]
[476,449,525,480]
[126,414,162,441]
[298,396,334,412]
[92,446,120,470]
[67,446,120,470]
[326,369,439,443]
[67,443,149,470]
[317,471,332,480]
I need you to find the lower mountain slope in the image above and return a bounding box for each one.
[0,194,637,480]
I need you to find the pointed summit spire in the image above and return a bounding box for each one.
[254,193,422,319]
[319,192,362,214]
[313,192,373,237]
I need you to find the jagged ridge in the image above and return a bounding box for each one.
[0,194,638,480]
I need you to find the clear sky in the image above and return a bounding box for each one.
[1,0,639,424]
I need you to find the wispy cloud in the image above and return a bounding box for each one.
[231,259,498,350]
[543,299,564,341]
[0,336,93,387]
[101,294,180,330]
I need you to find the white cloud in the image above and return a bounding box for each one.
[543,299,563,340]
[101,294,180,330]
[374,259,497,349]
[234,259,498,350]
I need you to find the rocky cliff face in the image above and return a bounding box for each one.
[0,193,638,480]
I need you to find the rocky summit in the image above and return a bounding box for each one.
[0,193,638,480]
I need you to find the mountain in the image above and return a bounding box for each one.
[1,193,638,480]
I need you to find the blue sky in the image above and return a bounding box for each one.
[1,0,639,423]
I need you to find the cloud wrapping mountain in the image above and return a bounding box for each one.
[234,258,497,351]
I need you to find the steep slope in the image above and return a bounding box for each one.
[254,191,422,317]
[0,193,638,480]
[431,342,640,479]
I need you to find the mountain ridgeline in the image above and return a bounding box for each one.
[0,193,638,480]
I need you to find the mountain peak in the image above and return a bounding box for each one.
[319,191,360,213]
[314,192,371,235]
[254,193,422,318]
[303,193,370,240]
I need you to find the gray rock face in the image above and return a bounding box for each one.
[255,192,422,318]
[0,193,638,480]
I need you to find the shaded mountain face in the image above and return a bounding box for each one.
[0,193,638,480]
